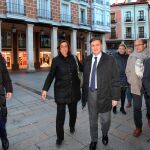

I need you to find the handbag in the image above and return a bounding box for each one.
[74,56,83,88]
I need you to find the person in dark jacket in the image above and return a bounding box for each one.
[82,37,120,150]
[41,40,82,146]
[142,57,150,127]
[0,53,13,150]
[112,43,129,115]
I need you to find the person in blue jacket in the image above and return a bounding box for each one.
[112,43,129,115]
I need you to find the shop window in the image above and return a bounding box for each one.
[18,32,26,48]
[40,51,52,68]
[1,52,12,69]
[40,35,51,48]
[18,51,27,69]
[2,32,12,48]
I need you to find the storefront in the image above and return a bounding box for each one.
[1,51,12,69]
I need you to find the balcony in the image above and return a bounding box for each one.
[60,14,72,23]
[137,16,146,21]
[6,2,25,16]
[124,34,133,39]
[111,19,117,24]
[95,0,103,4]
[79,0,88,2]
[110,33,117,39]
[124,17,133,22]
[138,33,147,39]
[92,20,104,26]
[79,18,89,26]
[37,9,52,20]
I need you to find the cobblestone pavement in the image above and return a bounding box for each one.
[2,71,150,150]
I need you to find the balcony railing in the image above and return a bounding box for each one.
[60,14,72,23]
[95,0,103,4]
[138,33,147,38]
[37,9,52,20]
[111,19,117,24]
[92,20,104,26]
[79,0,88,2]
[137,16,146,21]
[124,17,133,22]
[124,34,133,39]
[6,2,25,16]
[110,33,117,39]
[79,18,89,26]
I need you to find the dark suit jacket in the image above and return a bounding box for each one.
[82,52,120,113]
[142,58,150,97]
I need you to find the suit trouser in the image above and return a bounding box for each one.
[0,95,7,139]
[88,90,111,142]
[56,102,77,140]
[132,93,150,128]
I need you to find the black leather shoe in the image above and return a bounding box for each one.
[70,127,75,134]
[89,141,97,150]
[102,135,108,146]
[113,106,117,114]
[120,107,126,115]
[1,137,9,150]
[56,138,64,146]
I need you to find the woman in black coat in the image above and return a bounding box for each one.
[41,40,81,145]
[112,44,129,115]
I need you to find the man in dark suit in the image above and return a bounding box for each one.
[0,53,13,150]
[142,57,150,127]
[82,37,120,150]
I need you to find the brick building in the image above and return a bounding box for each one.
[0,0,110,71]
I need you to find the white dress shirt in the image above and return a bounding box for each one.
[89,52,102,89]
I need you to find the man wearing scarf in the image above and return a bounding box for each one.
[126,39,150,137]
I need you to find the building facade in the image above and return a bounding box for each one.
[106,1,150,51]
[0,0,110,71]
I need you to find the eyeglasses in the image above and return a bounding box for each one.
[134,44,144,47]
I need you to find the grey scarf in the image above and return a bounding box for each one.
[131,49,149,61]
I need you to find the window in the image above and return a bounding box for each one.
[61,3,71,22]
[40,35,51,48]
[6,0,24,15]
[126,27,132,38]
[139,26,144,38]
[95,9,103,25]
[2,32,12,48]
[125,11,131,21]
[111,13,116,23]
[80,9,85,24]
[37,0,50,19]
[111,27,116,38]
[18,32,26,48]
[138,10,144,21]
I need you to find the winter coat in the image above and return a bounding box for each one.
[113,52,128,87]
[82,52,120,113]
[42,54,81,104]
[142,58,150,97]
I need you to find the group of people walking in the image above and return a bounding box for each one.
[0,37,150,150]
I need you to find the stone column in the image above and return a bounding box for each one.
[86,32,91,56]
[51,27,58,57]
[71,30,77,55]
[26,24,35,72]
[102,34,106,52]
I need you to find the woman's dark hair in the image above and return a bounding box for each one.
[57,40,71,56]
